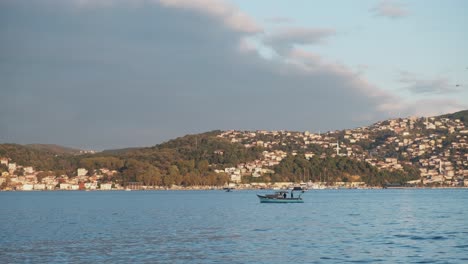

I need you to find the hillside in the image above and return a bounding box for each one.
[26,144,83,155]
[1,110,467,188]
[0,144,79,172]
[101,147,140,155]
[441,109,468,126]
[214,110,467,186]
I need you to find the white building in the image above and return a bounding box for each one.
[34,184,46,190]
[21,184,34,191]
[230,174,241,183]
[60,183,71,190]
[77,168,88,177]
[0,158,8,165]
[85,182,97,190]
[100,183,112,190]
[8,163,16,172]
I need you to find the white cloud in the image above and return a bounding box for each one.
[371,0,408,19]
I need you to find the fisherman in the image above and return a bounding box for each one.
[283,192,287,199]
[291,191,294,198]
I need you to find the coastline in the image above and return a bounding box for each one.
[2,186,466,192]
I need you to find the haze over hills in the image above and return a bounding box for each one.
[25,144,85,155]
[0,110,467,189]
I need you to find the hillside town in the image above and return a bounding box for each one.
[216,115,467,186]
[1,114,467,191]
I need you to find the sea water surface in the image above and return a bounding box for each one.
[1,189,467,263]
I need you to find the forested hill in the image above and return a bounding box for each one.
[26,144,83,155]
[113,131,263,178]
[0,144,80,171]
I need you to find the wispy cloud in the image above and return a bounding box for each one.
[371,0,409,19]
[375,71,466,118]
[264,27,336,55]
[399,71,461,94]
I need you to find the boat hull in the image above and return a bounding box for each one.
[257,194,304,203]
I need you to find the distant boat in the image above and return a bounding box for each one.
[223,187,234,192]
[257,191,304,203]
[291,186,307,192]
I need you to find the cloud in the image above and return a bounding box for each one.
[264,27,336,55]
[158,0,262,33]
[286,48,394,98]
[399,71,461,94]
[0,0,432,149]
[371,0,408,19]
[374,93,466,119]
[401,98,465,117]
[14,0,261,34]
[374,71,466,118]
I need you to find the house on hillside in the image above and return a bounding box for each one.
[100,183,112,190]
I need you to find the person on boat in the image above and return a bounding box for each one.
[291,191,294,198]
[283,192,286,199]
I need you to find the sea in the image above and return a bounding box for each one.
[1,189,467,263]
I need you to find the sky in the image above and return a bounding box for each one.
[1,0,467,150]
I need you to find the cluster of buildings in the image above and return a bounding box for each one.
[0,158,119,191]
[373,117,468,185]
[214,150,286,182]
[216,115,468,186]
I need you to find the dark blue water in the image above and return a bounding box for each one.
[1,189,467,263]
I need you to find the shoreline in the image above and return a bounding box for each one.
[1,186,467,192]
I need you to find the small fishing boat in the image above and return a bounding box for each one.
[257,191,304,203]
